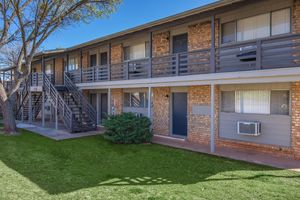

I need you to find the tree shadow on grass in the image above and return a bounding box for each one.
[0,130,299,195]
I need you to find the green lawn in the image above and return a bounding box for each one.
[0,129,299,200]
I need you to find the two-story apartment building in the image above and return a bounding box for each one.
[11,0,300,160]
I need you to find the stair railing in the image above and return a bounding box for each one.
[43,73,75,132]
[16,75,31,120]
[64,72,97,128]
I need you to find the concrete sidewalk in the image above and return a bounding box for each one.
[17,122,104,141]
[153,135,300,172]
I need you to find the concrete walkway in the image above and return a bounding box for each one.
[153,135,300,172]
[17,122,104,141]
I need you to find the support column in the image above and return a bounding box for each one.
[108,88,111,115]
[42,91,45,127]
[210,83,215,153]
[147,87,152,119]
[210,15,216,73]
[55,94,58,130]
[28,91,32,124]
[50,105,53,123]
[96,93,100,125]
[21,93,24,122]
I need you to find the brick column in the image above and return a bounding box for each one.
[187,85,211,144]
[152,87,170,135]
[111,88,123,115]
[293,0,300,34]
[152,31,170,57]
[291,82,300,159]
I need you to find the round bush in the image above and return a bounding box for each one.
[103,112,152,144]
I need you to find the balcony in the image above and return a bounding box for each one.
[68,34,300,84]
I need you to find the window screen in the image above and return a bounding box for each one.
[123,46,130,61]
[270,90,289,115]
[124,43,146,61]
[124,92,148,108]
[222,21,236,44]
[221,91,235,112]
[68,57,78,71]
[235,90,270,114]
[237,13,270,42]
[100,52,108,65]
[90,54,97,67]
[272,8,291,36]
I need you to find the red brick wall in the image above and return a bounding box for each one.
[293,0,300,34]
[188,20,219,51]
[291,82,300,159]
[111,44,123,64]
[152,87,170,135]
[187,85,219,145]
[187,85,211,144]
[152,31,170,57]
[82,52,89,68]
[55,57,63,85]
[111,88,123,115]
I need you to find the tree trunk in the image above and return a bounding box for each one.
[2,99,17,134]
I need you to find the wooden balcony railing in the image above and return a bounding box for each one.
[67,33,300,84]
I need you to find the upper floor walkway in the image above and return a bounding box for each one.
[68,33,300,84]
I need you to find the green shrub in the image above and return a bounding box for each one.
[103,112,152,144]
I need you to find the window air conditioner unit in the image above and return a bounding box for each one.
[237,121,261,136]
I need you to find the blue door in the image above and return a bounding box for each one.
[172,93,187,136]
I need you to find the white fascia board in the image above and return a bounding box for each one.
[76,67,300,89]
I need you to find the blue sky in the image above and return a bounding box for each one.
[42,0,217,50]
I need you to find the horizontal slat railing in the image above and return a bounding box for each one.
[65,34,300,84]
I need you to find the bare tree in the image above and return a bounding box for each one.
[0,0,120,134]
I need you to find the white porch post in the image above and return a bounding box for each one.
[55,94,58,130]
[42,91,45,127]
[21,93,24,122]
[147,87,152,119]
[28,91,32,124]
[108,88,111,115]
[96,93,100,125]
[210,83,215,153]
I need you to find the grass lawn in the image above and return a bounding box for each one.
[0,129,299,200]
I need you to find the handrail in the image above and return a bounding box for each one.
[15,75,31,119]
[64,72,97,128]
[43,72,74,132]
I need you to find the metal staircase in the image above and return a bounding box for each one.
[15,72,97,133]
[15,76,46,121]
[64,73,97,131]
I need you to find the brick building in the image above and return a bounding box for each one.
[5,0,300,160]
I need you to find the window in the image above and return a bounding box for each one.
[272,9,291,35]
[270,90,289,115]
[45,62,53,74]
[124,43,147,61]
[221,91,235,112]
[237,13,270,42]
[90,54,97,67]
[100,52,108,65]
[235,90,270,114]
[68,56,78,71]
[124,92,148,108]
[222,21,236,44]
[221,8,291,44]
[221,89,290,115]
